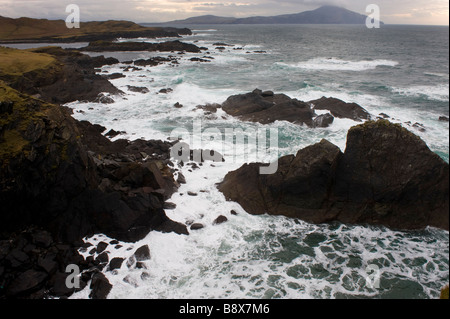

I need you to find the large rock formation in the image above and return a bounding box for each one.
[218,120,449,231]
[215,89,371,126]
[1,46,120,104]
[0,47,188,299]
[81,40,203,53]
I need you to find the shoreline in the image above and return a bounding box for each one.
[0,24,449,299]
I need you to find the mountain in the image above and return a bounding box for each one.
[157,6,382,25]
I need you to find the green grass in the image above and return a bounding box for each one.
[0,46,57,76]
[0,16,162,41]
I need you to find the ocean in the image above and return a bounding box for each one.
[61,24,449,299]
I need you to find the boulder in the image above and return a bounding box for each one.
[213,215,228,225]
[219,120,449,231]
[89,272,112,299]
[313,113,334,128]
[221,89,315,126]
[127,85,149,94]
[133,245,151,261]
[309,96,371,121]
[108,257,124,271]
[190,223,205,230]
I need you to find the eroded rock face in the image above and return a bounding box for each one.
[0,82,187,244]
[218,120,449,231]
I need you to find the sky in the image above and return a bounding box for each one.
[0,0,448,25]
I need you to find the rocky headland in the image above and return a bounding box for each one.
[0,45,188,299]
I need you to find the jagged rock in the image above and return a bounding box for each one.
[127,85,149,94]
[309,96,371,121]
[439,116,449,122]
[158,88,173,94]
[94,93,115,104]
[133,245,151,261]
[213,215,228,225]
[313,113,334,128]
[89,272,112,299]
[108,257,124,271]
[221,89,315,126]
[218,120,449,231]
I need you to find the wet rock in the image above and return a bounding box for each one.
[174,102,183,108]
[213,215,228,225]
[164,202,177,210]
[127,85,150,94]
[222,89,314,126]
[158,88,173,94]
[89,272,112,299]
[309,96,371,122]
[96,242,109,254]
[94,93,115,104]
[188,191,198,196]
[104,73,126,80]
[108,257,124,271]
[219,120,449,231]
[439,116,449,122]
[313,113,334,128]
[190,223,205,230]
[177,173,187,184]
[133,245,151,261]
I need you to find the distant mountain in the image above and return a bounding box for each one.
[158,6,382,25]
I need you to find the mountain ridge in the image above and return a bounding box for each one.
[150,5,383,25]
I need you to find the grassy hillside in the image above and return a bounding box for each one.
[0,46,57,75]
[0,16,169,42]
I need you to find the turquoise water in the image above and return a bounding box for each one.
[68,24,448,299]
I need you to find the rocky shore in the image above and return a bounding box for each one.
[200,88,372,127]
[1,29,448,300]
[218,120,449,231]
[0,45,188,299]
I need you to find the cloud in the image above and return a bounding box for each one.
[0,0,448,24]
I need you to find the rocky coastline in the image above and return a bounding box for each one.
[0,44,191,299]
[1,28,449,300]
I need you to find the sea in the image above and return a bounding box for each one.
[9,24,449,299]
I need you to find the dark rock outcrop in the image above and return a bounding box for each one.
[222,89,314,126]
[218,120,449,231]
[81,40,202,53]
[219,89,371,126]
[313,113,334,128]
[13,47,121,104]
[309,96,371,122]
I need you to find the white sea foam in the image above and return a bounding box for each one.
[66,30,449,299]
[391,84,449,102]
[276,58,399,71]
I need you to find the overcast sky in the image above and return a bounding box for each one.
[0,0,448,25]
